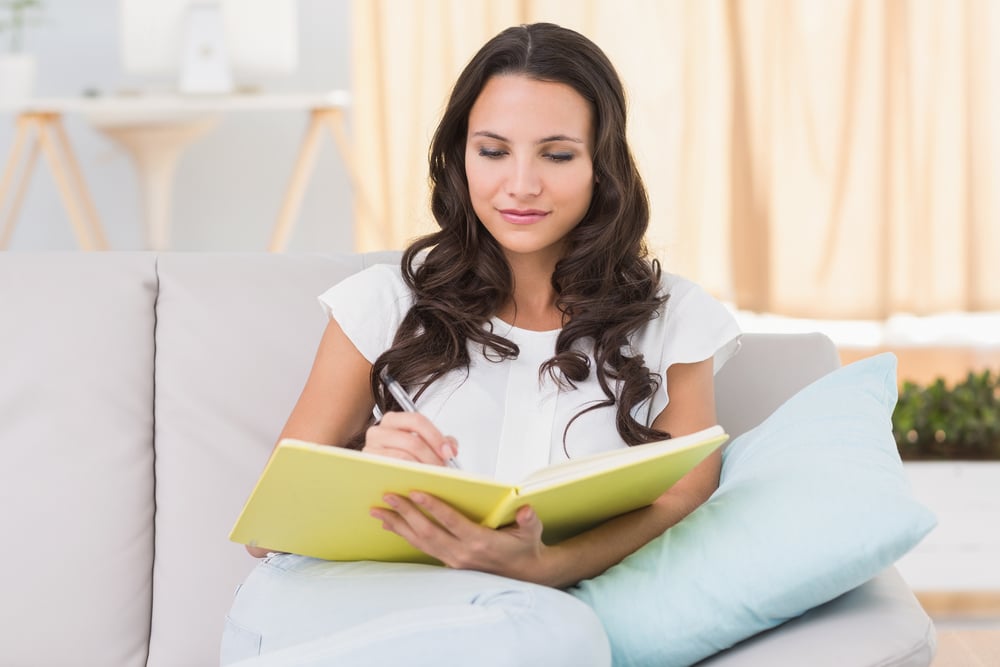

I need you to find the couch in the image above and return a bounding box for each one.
[0,252,935,666]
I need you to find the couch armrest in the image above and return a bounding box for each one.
[715,332,841,439]
[697,568,936,667]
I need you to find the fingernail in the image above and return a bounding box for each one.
[383,494,399,508]
[442,443,457,460]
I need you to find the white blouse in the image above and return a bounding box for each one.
[319,264,741,483]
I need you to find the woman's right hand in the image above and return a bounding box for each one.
[364,411,459,467]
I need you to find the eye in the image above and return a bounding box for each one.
[544,152,574,163]
[478,147,507,159]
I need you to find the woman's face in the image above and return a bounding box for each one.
[464,75,595,266]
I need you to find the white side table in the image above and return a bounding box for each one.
[0,91,355,251]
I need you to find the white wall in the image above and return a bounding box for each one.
[1,0,354,252]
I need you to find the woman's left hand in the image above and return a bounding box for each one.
[371,492,552,583]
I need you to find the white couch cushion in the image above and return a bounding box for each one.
[0,253,157,667]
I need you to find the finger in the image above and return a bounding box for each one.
[377,494,459,554]
[371,508,426,550]
[408,491,502,569]
[409,493,542,571]
[379,411,444,443]
[513,505,543,541]
[366,412,458,465]
[441,436,459,462]
[364,424,441,465]
[408,491,477,538]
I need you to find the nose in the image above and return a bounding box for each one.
[505,157,541,198]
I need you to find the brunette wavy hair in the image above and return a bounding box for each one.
[359,22,669,451]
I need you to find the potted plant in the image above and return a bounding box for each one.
[0,0,44,105]
[893,369,1000,460]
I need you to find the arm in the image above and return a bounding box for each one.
[278,319,376,447]
[245,318,373,557]
[529,357,721,586]
[246,317,458,557]
[277,319,457,464]
[374,357,721,587]
[545,359,722,587]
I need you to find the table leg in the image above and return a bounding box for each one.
[320,109,381,244]
[270,108,380,252]
[36,116,98,250]
[1,112,107,251]
[52,120,108,250]
[269,109,327,252]
[0,115,40,249]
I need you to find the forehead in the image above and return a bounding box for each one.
[467,75,593,140]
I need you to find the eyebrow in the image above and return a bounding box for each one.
[471,130,585,145]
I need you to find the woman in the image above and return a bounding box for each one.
[222,22,740,666]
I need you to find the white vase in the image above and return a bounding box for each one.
[0,53,37,106]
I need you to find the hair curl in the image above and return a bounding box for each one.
[354,23,669,452]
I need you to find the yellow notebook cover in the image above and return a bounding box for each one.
[229,425,728,564]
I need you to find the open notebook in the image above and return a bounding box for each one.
[229,425,728,564]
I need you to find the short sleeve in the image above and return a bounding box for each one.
[317,264,413,363]
[632,273,742,423]
[657,274,742,374]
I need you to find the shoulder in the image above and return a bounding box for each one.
[659,272,708,310]
[317,263,413,363]
[655,272,730,325]
[637,271,742,373]
[319,263,411,313]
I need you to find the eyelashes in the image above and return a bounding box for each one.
[476,147,575,163]
[478,147,507,159]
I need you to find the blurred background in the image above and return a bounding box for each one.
[2,1,997,368]
[1,0,998,654]
[0,0,353,252]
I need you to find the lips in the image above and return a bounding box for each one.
[498,208,550,225]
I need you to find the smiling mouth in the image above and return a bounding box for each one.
[498,209,549,224]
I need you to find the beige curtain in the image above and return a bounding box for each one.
[351,0,1000,318]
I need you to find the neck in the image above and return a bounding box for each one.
[497,252,564,331]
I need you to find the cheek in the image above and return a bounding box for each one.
[563,169,595,210]
[465,161,495,201]
[464,166,490,222]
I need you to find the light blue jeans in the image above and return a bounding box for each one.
[220,554,611,666]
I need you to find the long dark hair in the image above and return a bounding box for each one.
[359,23,668,450]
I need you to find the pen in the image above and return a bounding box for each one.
[382,373,461,470]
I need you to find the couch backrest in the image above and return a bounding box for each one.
[0,253,158,667]
[147,252,396,667]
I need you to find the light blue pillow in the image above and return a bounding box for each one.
[570,353,936,667]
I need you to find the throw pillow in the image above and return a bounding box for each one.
[570,353,937,667]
